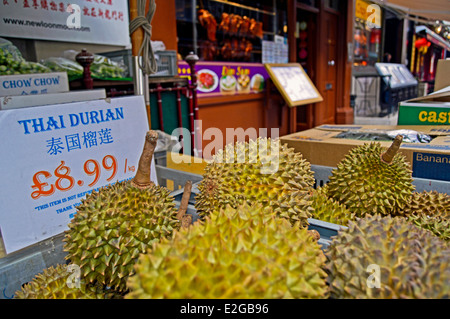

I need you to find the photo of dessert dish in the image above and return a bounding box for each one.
[220,74,237,94]
[250,74,265,92]
[237,73,251,93]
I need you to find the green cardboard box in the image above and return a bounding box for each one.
[398,86,450,125]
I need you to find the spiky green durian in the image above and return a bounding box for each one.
[126,203,329,299]
[326,135,415,217]
[326,214,449,299]
[310,184,355,226]
[195,137,315,228]
[14,264,108,299]
[63,131,180,293]
[401,190,449,241]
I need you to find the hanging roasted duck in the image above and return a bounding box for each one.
[228,14,242,36]
[198,9,217,42]
[201,40,217,61]
[218,12,230,34]
[239,16,251,37]
[221,39,232,60]
[243,39,253,61]
[250,20,264,39]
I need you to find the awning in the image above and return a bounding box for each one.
[371,0,450,22]
[415,25,450,50]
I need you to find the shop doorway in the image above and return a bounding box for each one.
[295,8,318,131]
[318,9,339,125]
[289,0,350,130]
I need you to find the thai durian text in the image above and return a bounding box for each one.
[17,107,124,134]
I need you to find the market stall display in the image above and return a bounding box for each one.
[326,135,415,217]
[126,202,329,299]
[14,264,109,299]
[309,185,355,226]
[1,0,449,303]
[8,133,450,299]
[62,131,182,294]
[0,38,50,75]
[41,57,84,82]
[0,38,130,82]
[194,136,315,228]
[401,190,449,241]
[326,214,449,299]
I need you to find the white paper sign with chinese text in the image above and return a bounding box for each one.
[0,95,155,254]
[0,0,130,46]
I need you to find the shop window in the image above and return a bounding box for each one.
[325,0,340,11]
[353,0,382,66]
[176,0,288,63]
[298,0,317,8]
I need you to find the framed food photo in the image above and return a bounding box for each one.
[264,63,323,107]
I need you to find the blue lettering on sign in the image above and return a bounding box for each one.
[2,78,32,89]
[46,128,114,155]
[33,76,60,86]
[68,108,124,127]
[17,107,124,135]
[412,152,450,182]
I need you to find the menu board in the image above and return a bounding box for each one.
[375,63,418,89]
[178,61,270,98]
[265,63,323,107]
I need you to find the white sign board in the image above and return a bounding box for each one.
[0,95,155,254]
[0,72,69,97]
[0,0,130,46]
[0,89,106,110]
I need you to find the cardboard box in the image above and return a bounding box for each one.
[0,72,69,97]
[435,59,450,92]
[280,124,450,182]
[397,86,450,125]
[0,89,106,110]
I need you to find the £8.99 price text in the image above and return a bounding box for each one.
[30,155,128,200]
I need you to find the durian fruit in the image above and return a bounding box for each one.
[310,184,355,226]
[326,135,415,217]
[326,214,449,299]
[63,131,180,292]
[126,203,329,299]
[195,137,315,228]
[401,190,450,241]
[14,264,108,299]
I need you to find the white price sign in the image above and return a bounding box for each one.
[0,95,154,254]
[0,0,130,46]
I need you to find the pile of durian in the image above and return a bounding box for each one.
[14,132,449,299]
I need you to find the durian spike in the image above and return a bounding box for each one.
[309,229,320,241]
[177,181,192,227]
[131,130,158,189]
[380,134,403,164]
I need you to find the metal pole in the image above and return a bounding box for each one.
[129,0,151,126]
[192,0,198,55]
